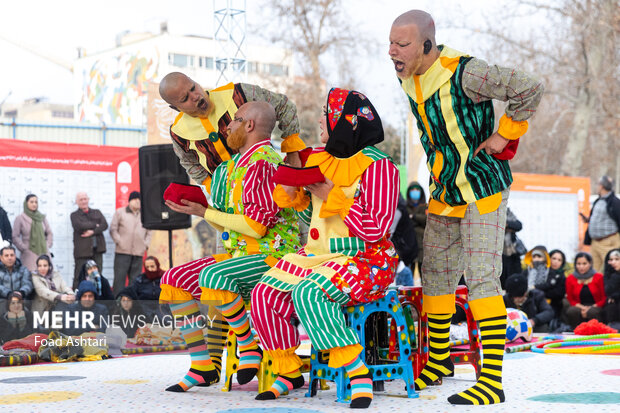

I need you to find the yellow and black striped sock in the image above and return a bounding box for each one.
[414,313,454,390]
[448,315,506,405]
[204,317,228,381]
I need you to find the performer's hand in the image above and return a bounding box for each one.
[165,199,207,218]
[285,151,302,168]
[474,132,510,157]
[307,178,334,201]
[81,230,94,237]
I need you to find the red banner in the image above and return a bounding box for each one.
[0,139,139,209]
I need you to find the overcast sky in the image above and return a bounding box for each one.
[0,0,494,126]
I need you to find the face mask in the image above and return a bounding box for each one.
[409,189,421,201]
[89,270,100,279]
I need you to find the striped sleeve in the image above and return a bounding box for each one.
[344,158,399,242]
[242,159,280,228]
[296,195,313,225]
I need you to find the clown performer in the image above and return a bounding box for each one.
[161,102,301,392]
[250,89,399,409]
[157,73,306,386]
[389,10,544,405]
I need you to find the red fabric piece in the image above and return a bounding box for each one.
[163,182,209,207]
[2,333,48,352]
[298,147,313,167]
[273,165,325,187]
[574,319,618,335]
[492,138,520,160]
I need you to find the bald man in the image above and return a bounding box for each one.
[159,102,302,393]
[159,72,306,188]
[390,10,544,405]
[70,192,108,286]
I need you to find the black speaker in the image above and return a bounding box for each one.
[139,144,192,230]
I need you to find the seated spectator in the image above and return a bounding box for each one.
[603,249,620,327]
[74,260,114,303]
[0,292,34,343]
[64,280,109,336]
[501,207,524,289]
[32,254,75,314]
[565,252,607,330]
[112,287,141,338]
[521,245,550,291]
[504,273,554,332]
[129,256,165,322]
[0,245,33,300]
[0,204,11,245]
[534,249,566,321]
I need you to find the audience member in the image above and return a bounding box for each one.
[522,246,549,291]
[0,245,33,300]
[129,256,164,321]
[12,194,53,272]
[32,254,75,314]
[406,181,426,275]
[73,260,114,303]
[502,207,524,289]
[109,191,151,295]
[0,292,34,343]
[390,195,417,287]
[535,249,566,321]
[603,249,620,327]
[565,252,606,329]
[64,280,109,336]
[583,175,620,272]
[0,204,11,245]
[503,273,554,332]
[70,192,108,283]
[112,287,141,338]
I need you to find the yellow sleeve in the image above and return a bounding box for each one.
[497,114,528,140]
[203,208,266,239]
[281,133,306,152]
[273,185,310,212]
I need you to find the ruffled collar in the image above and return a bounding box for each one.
[306,149,373,187]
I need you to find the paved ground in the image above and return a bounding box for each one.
[1,346,619,412]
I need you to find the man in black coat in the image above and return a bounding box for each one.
[70,192,108,283]
[503,273,554,332]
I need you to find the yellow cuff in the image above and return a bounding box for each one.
[200,288,239,305]
[469,295,507,320]
[319,186,354,220]
[203,208,264,238]
[266,347,303,375]
[281,133,306,152]
[328,343,363,368]
[159,284,194,304]
[273,185,310,211]
[422,294,456,315]
[498,114,528,140]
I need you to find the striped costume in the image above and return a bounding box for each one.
[398,44,544,404]
[170,82,305,186]
[252,89,398,408]
[159,140,300,392]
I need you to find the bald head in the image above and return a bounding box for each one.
[392,10,436,45]
[159,72,188,104]
[158,72,212,118]
[75,192,90,211]
[389,10,439,79]
[242,101,277,138]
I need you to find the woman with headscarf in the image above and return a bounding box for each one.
[251,89,399,408]
[0,291,34,343]
[74,260,114,303]
[12,194,53,272]
[603,249,620,326]
[32,254,75,314]
[129,256,165,322]
[534,249,566,321]
[565,252,606,329]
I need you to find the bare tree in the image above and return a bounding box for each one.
[253,0,370,145]
[447,0,620,187]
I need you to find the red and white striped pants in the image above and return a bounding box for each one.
[160,256,217,301]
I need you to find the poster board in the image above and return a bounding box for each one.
[0,139,139,286]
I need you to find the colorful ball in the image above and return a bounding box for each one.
[505,308,532,342]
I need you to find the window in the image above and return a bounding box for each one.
[169,53,194,68]
[52,111,73,118]
[268,64,288,76]
[199,56,214,69]
[247,62,259,73]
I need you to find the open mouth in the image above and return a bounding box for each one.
[392,60,405,72]
[197,98,208,111]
